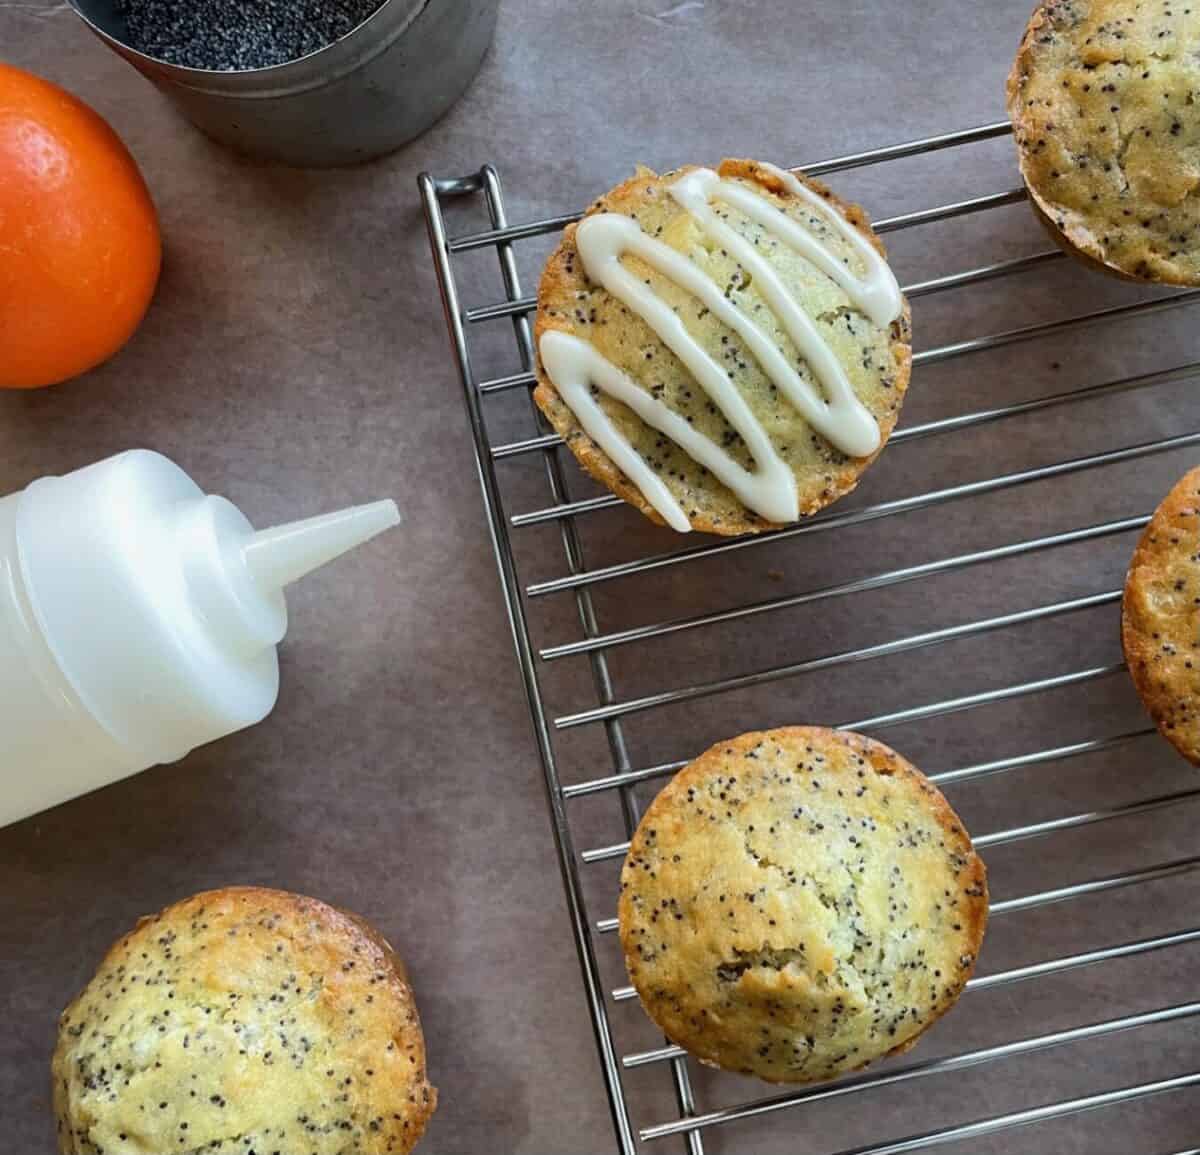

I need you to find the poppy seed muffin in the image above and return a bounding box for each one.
[534,159,912,535]
[1123,465,1200,763]
[618,728,988,1084]
[52,887,436,1154]
[1008,0,1200,284]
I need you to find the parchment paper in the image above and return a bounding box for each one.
[1,2,1197,1152]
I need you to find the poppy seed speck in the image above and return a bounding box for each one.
[115,0,388,70]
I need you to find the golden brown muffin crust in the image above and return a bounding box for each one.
[53,886,435,1155]
[534,160,912,535]
[1008,0,1200,284]
[618,728,988,1084]
[1123,465,1200,762]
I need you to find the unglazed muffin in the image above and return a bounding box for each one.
[53,887,435,1154]
[1123,465,1200,763]
[1008,0,1200,284]
[618,728,988,1084]
[534,159,912,535]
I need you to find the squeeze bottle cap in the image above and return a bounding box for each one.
[177,494,402,658]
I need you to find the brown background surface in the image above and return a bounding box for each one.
[2,2,1199,1153]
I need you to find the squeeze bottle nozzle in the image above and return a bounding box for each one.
[0,450,401,828]
[243,500,401,592]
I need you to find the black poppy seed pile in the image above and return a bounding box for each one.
[115,0,388,70]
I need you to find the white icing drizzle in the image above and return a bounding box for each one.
[749,162,903,328]
[542,329,773,532]
[539,165,903,531]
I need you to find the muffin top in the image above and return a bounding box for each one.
[53,887,435,1155]
[1008,0,1200,283]
[618,728,988,1084]
[1123,464,1200,763]
[534,159,911,535]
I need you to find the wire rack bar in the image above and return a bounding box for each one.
[476,368,537,394]
[802,121,1015,176]
[449,209,584,255]
[448,121,1014,255]
[572,663,1128,814]
[563,726,1155,800]
[911,289,1200,367]
[988,853,1200,914]
[889,360,1200,444]
[466,295,538,324]
[842,660,1126,729]
[931,727,1155,786]
[554,588,1120,730]
[871,188,1028,234]
[540,517,1145,662]
[973,788,1200,849]
[904,246,1063,294]
[818,1072,1200,1155]
[636,1002,1200,1139]
[493,431,564,459]
[478,369,540,394]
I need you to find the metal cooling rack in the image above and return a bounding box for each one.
[419,121,1200,1154]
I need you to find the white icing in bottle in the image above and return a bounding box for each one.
[539,165,903,531]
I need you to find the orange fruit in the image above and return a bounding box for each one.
[0,64,161,389]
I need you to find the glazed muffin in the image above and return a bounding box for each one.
[1123,465,1200,763]
[618,727,988,1084]
[1008,0,1200,284]
[53,887,435,1154]
[534,159,912,535]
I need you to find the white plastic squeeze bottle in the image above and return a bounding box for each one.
[0,449,400,827]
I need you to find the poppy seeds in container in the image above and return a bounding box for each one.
[115,0,388,70]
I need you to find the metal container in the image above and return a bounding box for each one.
[67,0,498,166]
